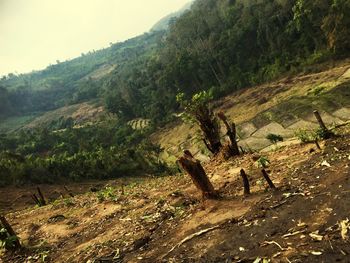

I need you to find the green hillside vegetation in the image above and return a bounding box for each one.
[0,32,164,118]
[0,121,168,186]
[1,0,350,186]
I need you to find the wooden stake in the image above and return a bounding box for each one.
[313,110,333,139]
[313,110,328,131]
[240,169,250,195]
[0,215,21,249]
[121,184,125,196]
[261,169,276,190]
[178,150,217,199]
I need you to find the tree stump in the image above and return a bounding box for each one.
[178,151,218,199]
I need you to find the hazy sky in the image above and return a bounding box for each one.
[0,0,191,76]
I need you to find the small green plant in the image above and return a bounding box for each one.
[39,251,49,262]
[256,156,270,168]
[315,127,333,140]
[0,228,19,250]
[295,127,332,143]
[295,129,317,143]
[97,186,117,202]
[63,198,74,207]
[266,133,283,144]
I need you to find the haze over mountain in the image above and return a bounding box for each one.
[0,0,192,76]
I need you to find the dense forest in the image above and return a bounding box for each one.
[1,0,350,185]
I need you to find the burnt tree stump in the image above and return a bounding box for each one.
[178,151,218,199]
[240,169,250,195]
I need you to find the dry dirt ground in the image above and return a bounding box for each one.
[1,126,350,263]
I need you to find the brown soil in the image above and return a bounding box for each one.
[1,126,350,262]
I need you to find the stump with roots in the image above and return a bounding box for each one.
[178,150,218,199]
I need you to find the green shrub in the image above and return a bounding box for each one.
[97,187,117,202]
[295,129,317,143]
[256,156,270,168]
[266,134,284,144]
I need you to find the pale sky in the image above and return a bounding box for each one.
[0,0,191,76]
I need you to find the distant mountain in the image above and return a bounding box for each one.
[150,1,194,32]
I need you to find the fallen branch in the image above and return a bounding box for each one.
[269,200,288,210]
[163,225,221,258]
[330,121,350,130]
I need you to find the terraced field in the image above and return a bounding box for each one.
[151,60,350,161]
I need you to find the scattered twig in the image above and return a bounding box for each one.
[282,230,306,238]
[261,240,287,251]
[270,200,288,210]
